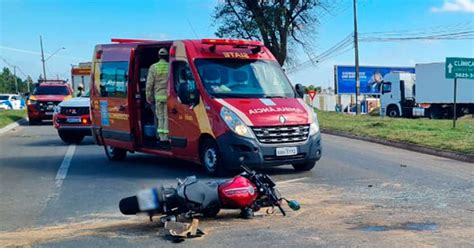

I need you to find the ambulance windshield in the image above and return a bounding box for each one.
[195,59,295,98]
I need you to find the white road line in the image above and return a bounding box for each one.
[55,144,76,188]
[277,177,309,184]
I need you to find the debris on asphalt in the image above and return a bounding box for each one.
[164,218,205,242]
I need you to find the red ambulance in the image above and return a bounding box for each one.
[90,38,321,176]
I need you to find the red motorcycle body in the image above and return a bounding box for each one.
[218,176,258,209]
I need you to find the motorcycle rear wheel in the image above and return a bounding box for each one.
[202,206,220,218]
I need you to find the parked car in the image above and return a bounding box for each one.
[27,81,73,124]
[53,91,91,144]
[0,94,25,110]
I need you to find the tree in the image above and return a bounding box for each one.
[213,0,328,66]
[304,84,321,93]
[0,67,30,94]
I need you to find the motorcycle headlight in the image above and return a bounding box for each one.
[309,110,320,135]
[27,99,37,105]
[220,106,255,139]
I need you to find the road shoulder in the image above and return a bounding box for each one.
[322,128,474,163]
[0,117,27,135]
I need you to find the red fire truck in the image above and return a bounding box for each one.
[90,38,322,176]
[27,80,73,124]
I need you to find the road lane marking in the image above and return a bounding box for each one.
[278,177,309,184]
[55,144,76,187]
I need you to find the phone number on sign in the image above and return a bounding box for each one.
[454,72,474,78]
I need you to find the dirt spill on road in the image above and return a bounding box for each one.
[0,215,158,247]
[1,182,472,247]
[0,183,344,246]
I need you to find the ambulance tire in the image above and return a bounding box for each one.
[104,145,127,161]
[292,161,316,171]
[200,139,226,177]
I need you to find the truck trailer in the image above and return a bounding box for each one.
[380,62,474,119]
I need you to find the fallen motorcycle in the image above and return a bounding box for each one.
[119,164,300,220]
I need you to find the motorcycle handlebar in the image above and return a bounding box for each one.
[240,161,286,216]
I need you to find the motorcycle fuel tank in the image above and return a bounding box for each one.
[218,176,258,209]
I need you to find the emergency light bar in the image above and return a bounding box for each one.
[111,38,156,44]
[201,39,263,47]
[38,79,67,84]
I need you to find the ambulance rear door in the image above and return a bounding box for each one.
[91,46,135,150]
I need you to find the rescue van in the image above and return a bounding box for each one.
[90,38,322,176]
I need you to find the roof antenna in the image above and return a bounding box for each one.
[186,18,199,39]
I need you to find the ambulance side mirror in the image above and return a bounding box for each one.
[178,82,199,106]
[295,84,305,98]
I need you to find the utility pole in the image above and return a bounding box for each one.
[27,77,31,92]
[40,35,47,82]
[353,0,361,114]
[13,66,18,93]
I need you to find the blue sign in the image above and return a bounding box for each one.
[100,100,110,126]
[335,66,415,94]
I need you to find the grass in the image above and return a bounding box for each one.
[317,111,474,155]
[0,109,26,129]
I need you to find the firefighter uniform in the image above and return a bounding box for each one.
[146,51,169,141]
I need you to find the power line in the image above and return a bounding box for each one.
[286,33,354,74]
[0,56,28,77]
[287,22,474,74]
[360,20,474,36]
[0,45,86,61]
[360,31,474,42]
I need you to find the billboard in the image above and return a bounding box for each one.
[335,65,415,94]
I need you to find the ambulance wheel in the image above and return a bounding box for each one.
[200,139,225,177]
[292,160,316,171]
[104,145,127,161]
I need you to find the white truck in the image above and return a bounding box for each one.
[380,62,474,119]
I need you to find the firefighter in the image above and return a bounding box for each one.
[146,48,169,143]
[74,84,85,97]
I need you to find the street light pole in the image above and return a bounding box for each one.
[40,35,47,82]
[353,0,361,114]
[45,47,66,62]
[13,66,18,93]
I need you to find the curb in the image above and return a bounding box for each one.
[321,128,474,164]
[0,117,27,135]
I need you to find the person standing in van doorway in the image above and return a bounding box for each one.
[146,48,169,144]
[74,83,85,97]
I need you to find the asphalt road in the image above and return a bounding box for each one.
[0,123,472,247]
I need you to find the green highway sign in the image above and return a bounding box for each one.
[445,57,474,79]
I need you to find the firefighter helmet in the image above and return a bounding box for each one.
[158,48,169,56]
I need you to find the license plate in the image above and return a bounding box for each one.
[276,147,298,156]
[136,188,159,211]
[45,112,53,115]
[67,117,81,123]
